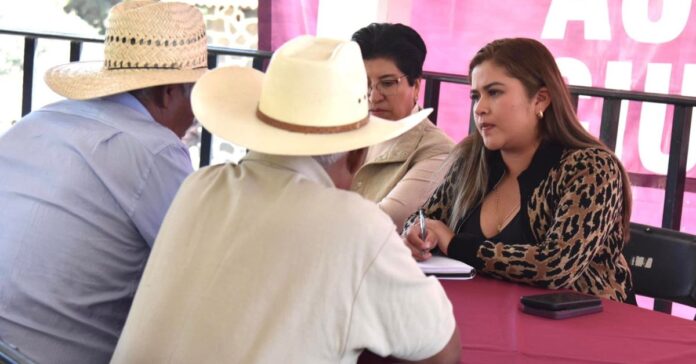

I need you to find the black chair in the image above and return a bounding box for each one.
[0,337,35,364]
[623,223,696,316]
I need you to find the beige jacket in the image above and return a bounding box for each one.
[352,118,454,232]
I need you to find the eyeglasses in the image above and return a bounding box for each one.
[368,74,408,96]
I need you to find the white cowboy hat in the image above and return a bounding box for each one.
[44,0,208,100]
[191,35,431,156]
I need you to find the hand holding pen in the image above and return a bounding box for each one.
[405,208,456,261]
[403,208,434,261]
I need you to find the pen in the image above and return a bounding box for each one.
[418,208,427,240]
[418,208,428,256]
[418,208,429,257]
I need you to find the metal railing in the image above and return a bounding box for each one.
[0,28,274,171]
[1,28,695,233]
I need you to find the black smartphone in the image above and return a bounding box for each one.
[521,303,603,319]
[520,292,602,311]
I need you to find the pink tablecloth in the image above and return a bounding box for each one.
[443,277,696,363]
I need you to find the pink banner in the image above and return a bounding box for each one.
[269,0,318,50]
[270,0,696,233]
[408,0,696,232]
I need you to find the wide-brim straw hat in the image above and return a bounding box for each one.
[192,35,431,156]
[45,0,208,100]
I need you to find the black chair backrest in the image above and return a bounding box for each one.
[624,223,696,310]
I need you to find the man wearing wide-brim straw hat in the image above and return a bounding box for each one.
[0,1,207,363]
[112,35,460,363]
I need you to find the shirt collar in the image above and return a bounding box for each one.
[487,141,565,192]
[241,151,336,188]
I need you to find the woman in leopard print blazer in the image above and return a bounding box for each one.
[403,38,633,302]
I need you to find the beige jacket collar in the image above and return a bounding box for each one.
[367,105,428,164]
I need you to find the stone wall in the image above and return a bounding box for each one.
[191,1,259,50]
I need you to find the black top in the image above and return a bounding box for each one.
[447,142,565,270]
[460,204,526,245]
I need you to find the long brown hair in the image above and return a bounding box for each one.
[448,38,632,239]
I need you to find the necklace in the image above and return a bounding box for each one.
[494,171,521,232]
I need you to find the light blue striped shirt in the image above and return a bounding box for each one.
[0,93,193,363]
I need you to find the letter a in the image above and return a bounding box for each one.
[541,0,611,40]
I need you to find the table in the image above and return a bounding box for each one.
[443,277,696,363]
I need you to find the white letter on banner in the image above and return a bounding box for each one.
[638,63,672,174]
[604,61,632,159]
[680,64,696,171]
[556,57,592,130]
[541,0,611,40]
[622,0,691,43]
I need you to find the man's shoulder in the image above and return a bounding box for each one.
[42,98,184,154]
[309,186,397,237]
[179,162,398,236]
[181,164,230,187]
[325,187,388,216]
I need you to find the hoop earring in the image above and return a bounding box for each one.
[537,110,544,119]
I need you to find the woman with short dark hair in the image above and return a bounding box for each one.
[351,23,454,232]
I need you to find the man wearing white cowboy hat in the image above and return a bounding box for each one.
[0,1,208,363]
[111,35,460,363]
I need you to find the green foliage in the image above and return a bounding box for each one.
[0,38,23,76]
[63,0,120,35]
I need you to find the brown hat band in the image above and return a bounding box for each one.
[256,108,369,134]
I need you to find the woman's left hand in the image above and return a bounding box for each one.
[424,219,455,255]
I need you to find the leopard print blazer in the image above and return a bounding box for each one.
[405,142,633,301]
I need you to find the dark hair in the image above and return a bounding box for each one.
[351,23,426,86]
[447,38,632,240]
